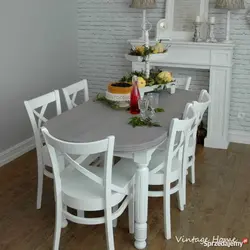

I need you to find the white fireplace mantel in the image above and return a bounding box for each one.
[128,40,234,149]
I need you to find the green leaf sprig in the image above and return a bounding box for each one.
[154,83,170,92]
[155,108,165,113]
[128,117,161,128]
[94,94,121,110]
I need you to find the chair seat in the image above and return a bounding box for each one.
[85,162,136,195]
[61,167,126,211]
[114,150,182,186]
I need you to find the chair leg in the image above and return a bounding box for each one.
[189,160,195,184]
[54,185,68,229]
[105,207,115,250]
[36,162,44,209]
[53,196,62,250]
[183,166,187,206]
[128,190,135,234]
[112,205,118,228]
[177,181,184,212]
[61,205,68,228]
[164,183,171,240]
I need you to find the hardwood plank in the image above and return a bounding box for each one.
[0,143,249,249]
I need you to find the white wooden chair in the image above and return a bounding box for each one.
[113,103,196,240]
[24,90,61,209]
[184,90,211,186]
[62,79,89,110]
[174,76,192,90]
[62,79,103,178]
[41,128,135,250]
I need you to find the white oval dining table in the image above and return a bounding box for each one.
[45,89,198,249]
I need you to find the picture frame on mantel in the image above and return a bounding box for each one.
[156,0,209,41]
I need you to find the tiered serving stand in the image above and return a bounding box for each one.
[105,22,175,107]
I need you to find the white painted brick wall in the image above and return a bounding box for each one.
[78,0,250,134]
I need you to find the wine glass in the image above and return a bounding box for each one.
[146,93,159,120]
[138,98,149,119]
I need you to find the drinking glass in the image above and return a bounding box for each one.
[138,98,149,119]
[146,93,159,119]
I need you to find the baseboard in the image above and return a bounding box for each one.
[0,137,35,167]
[229,130,250,145]
[204,138,229,149]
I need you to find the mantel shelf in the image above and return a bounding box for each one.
[125,53,168,63]
[129,39,235,50]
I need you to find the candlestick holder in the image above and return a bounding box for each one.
[142,21,152,79]
[206,22,217,43]
[193,22,203,42]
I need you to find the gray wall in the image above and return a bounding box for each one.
[0,0,78,152]
[78,0,250,134]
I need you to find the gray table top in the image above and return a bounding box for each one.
[45,89,198,152]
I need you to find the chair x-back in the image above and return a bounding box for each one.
[24,90,61,209]
[62,79,89,110]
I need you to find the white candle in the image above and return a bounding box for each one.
[196,16,201,23]
[210,16,215,24]
[145,30,149,47]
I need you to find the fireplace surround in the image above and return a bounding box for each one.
[128,39,234,149]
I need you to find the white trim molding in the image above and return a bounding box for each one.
[229,130,250,145]
[0,137,35,167]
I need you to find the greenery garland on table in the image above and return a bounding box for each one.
[154,108,165,113]
[128,117,161,128]
[94,93,121,110]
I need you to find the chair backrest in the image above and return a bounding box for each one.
[196,89,211,124]
[152,103,196,175]
[183,89,211,151]
[62,79,89,110]
[24,90,61,159]
[165,104,196,172]
[175,76,192,90]
[41,127,115,204]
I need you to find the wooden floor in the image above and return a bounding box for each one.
[0,143,250,250]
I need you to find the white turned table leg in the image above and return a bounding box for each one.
[134,164,149,249]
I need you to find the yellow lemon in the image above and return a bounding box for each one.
[156,71,173,84]
[153,41,165,53]
[137,77,146,88]
[135,46,145,55]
